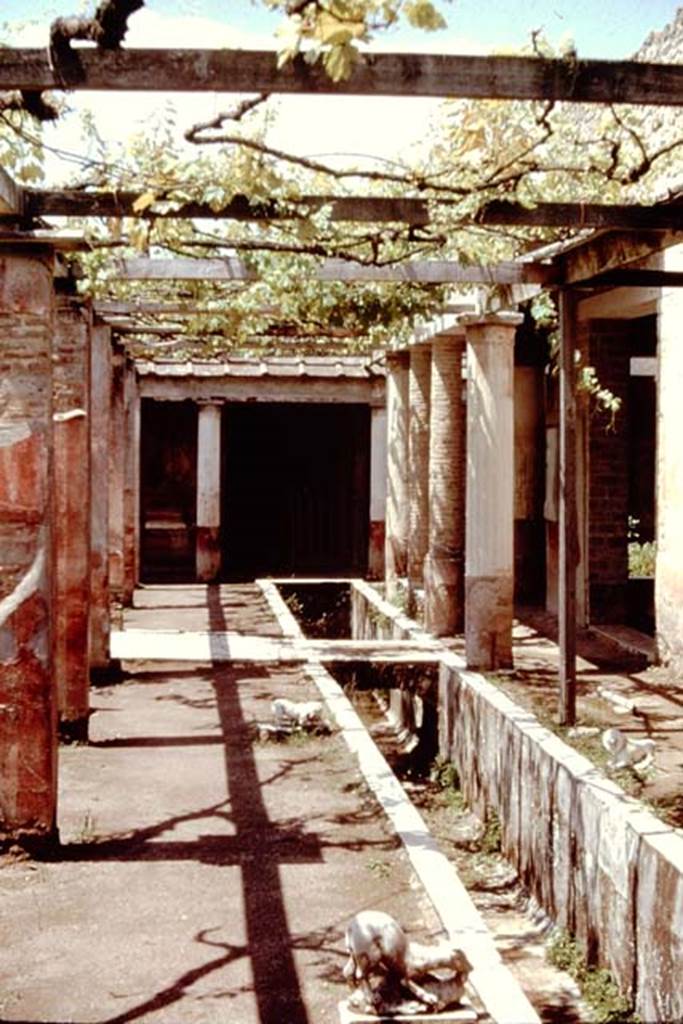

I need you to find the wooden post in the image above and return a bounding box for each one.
[558,288,577,726]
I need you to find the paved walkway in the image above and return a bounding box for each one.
[0,586,473,1024]
[4,583,675,1023]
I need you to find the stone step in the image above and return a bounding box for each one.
[110,629,443,665]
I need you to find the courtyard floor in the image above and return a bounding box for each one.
[2,582,679,1023]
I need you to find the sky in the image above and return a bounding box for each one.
[1,0,680,183]
[3,0,679,58]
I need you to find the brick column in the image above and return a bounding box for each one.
[108,346,125,607]
[656,244,683,669]
[424,330,466,636]
[408,342,431,611]
[53,294,91,740]
[89,321,111,670]
[464,313,521,669]
[122,359,140,604]
[384,350,409,600]
[368,404,387,579]
[0,246,58,851]
[196,402,222,582]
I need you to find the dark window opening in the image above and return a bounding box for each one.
[222,402,370,580]
[140,399,197,582]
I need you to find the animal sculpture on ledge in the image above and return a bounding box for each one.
[602,726,655,772]
[256,698,329,740]
[343,910,472,1015]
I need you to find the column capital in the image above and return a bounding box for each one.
[460,311,524,331]
[385,348,410,367]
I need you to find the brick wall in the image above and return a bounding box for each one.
[587,321,631,623]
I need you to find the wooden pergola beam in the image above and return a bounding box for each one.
[17,189,683,231]
[1,48,682,105]
[560,228,681,285]
[118,255,557,286]
[575,268,683,288]
[558,288,578,727]
[0,167,23,216]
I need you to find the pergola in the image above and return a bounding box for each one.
[1,20,682,727]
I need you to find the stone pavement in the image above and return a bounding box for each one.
[0,585,468,1024]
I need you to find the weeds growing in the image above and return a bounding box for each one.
[546,929,638,1023]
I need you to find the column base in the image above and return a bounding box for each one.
[0,826,60,860]
[465,573,513,670]
[385,536,408,597]
[368,520,385,579]
[424,553,464,637]
[196,527,221,582]
[59,715,90,744]
[90,660,124,687]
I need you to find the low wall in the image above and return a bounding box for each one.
[350,580,431,733]
[350,580,683,1023]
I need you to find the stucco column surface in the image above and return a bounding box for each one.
[656,244,683,670]
[424,331,466,636]
[108,348,125,607]
[89,323,112,669]
[196,402,222,582]
[122,361,140,605]
[384,350,410,599]
[0,248,58,848]
[53,295,92,738]
[408,343,431,606]
[464,313,522,669]
[368,404,387,579]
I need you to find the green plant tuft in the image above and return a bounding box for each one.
[546,929,638,1023]
[480,810,502,854]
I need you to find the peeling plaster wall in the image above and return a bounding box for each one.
[0,249,57,842]
[350,581,683,1022]
[53,296,92,727]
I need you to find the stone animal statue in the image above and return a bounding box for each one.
[602,726,655,771]
[272,698,324,730]
[343,909,472,1015]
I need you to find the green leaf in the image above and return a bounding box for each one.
[404,0,447,31]
[132,190,158,213]
[323,41,357,82]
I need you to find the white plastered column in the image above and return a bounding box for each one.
[424,329,466,636]
[407,342,431,610]
[463,312,522,669]
[196,402,222,582]
[384,350,410,599]
[656,243,683,670]
[368,404,387,579]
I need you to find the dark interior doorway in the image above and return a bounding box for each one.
[222,403,370,579]
[140,399,197,582]
[627,315,657,634]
